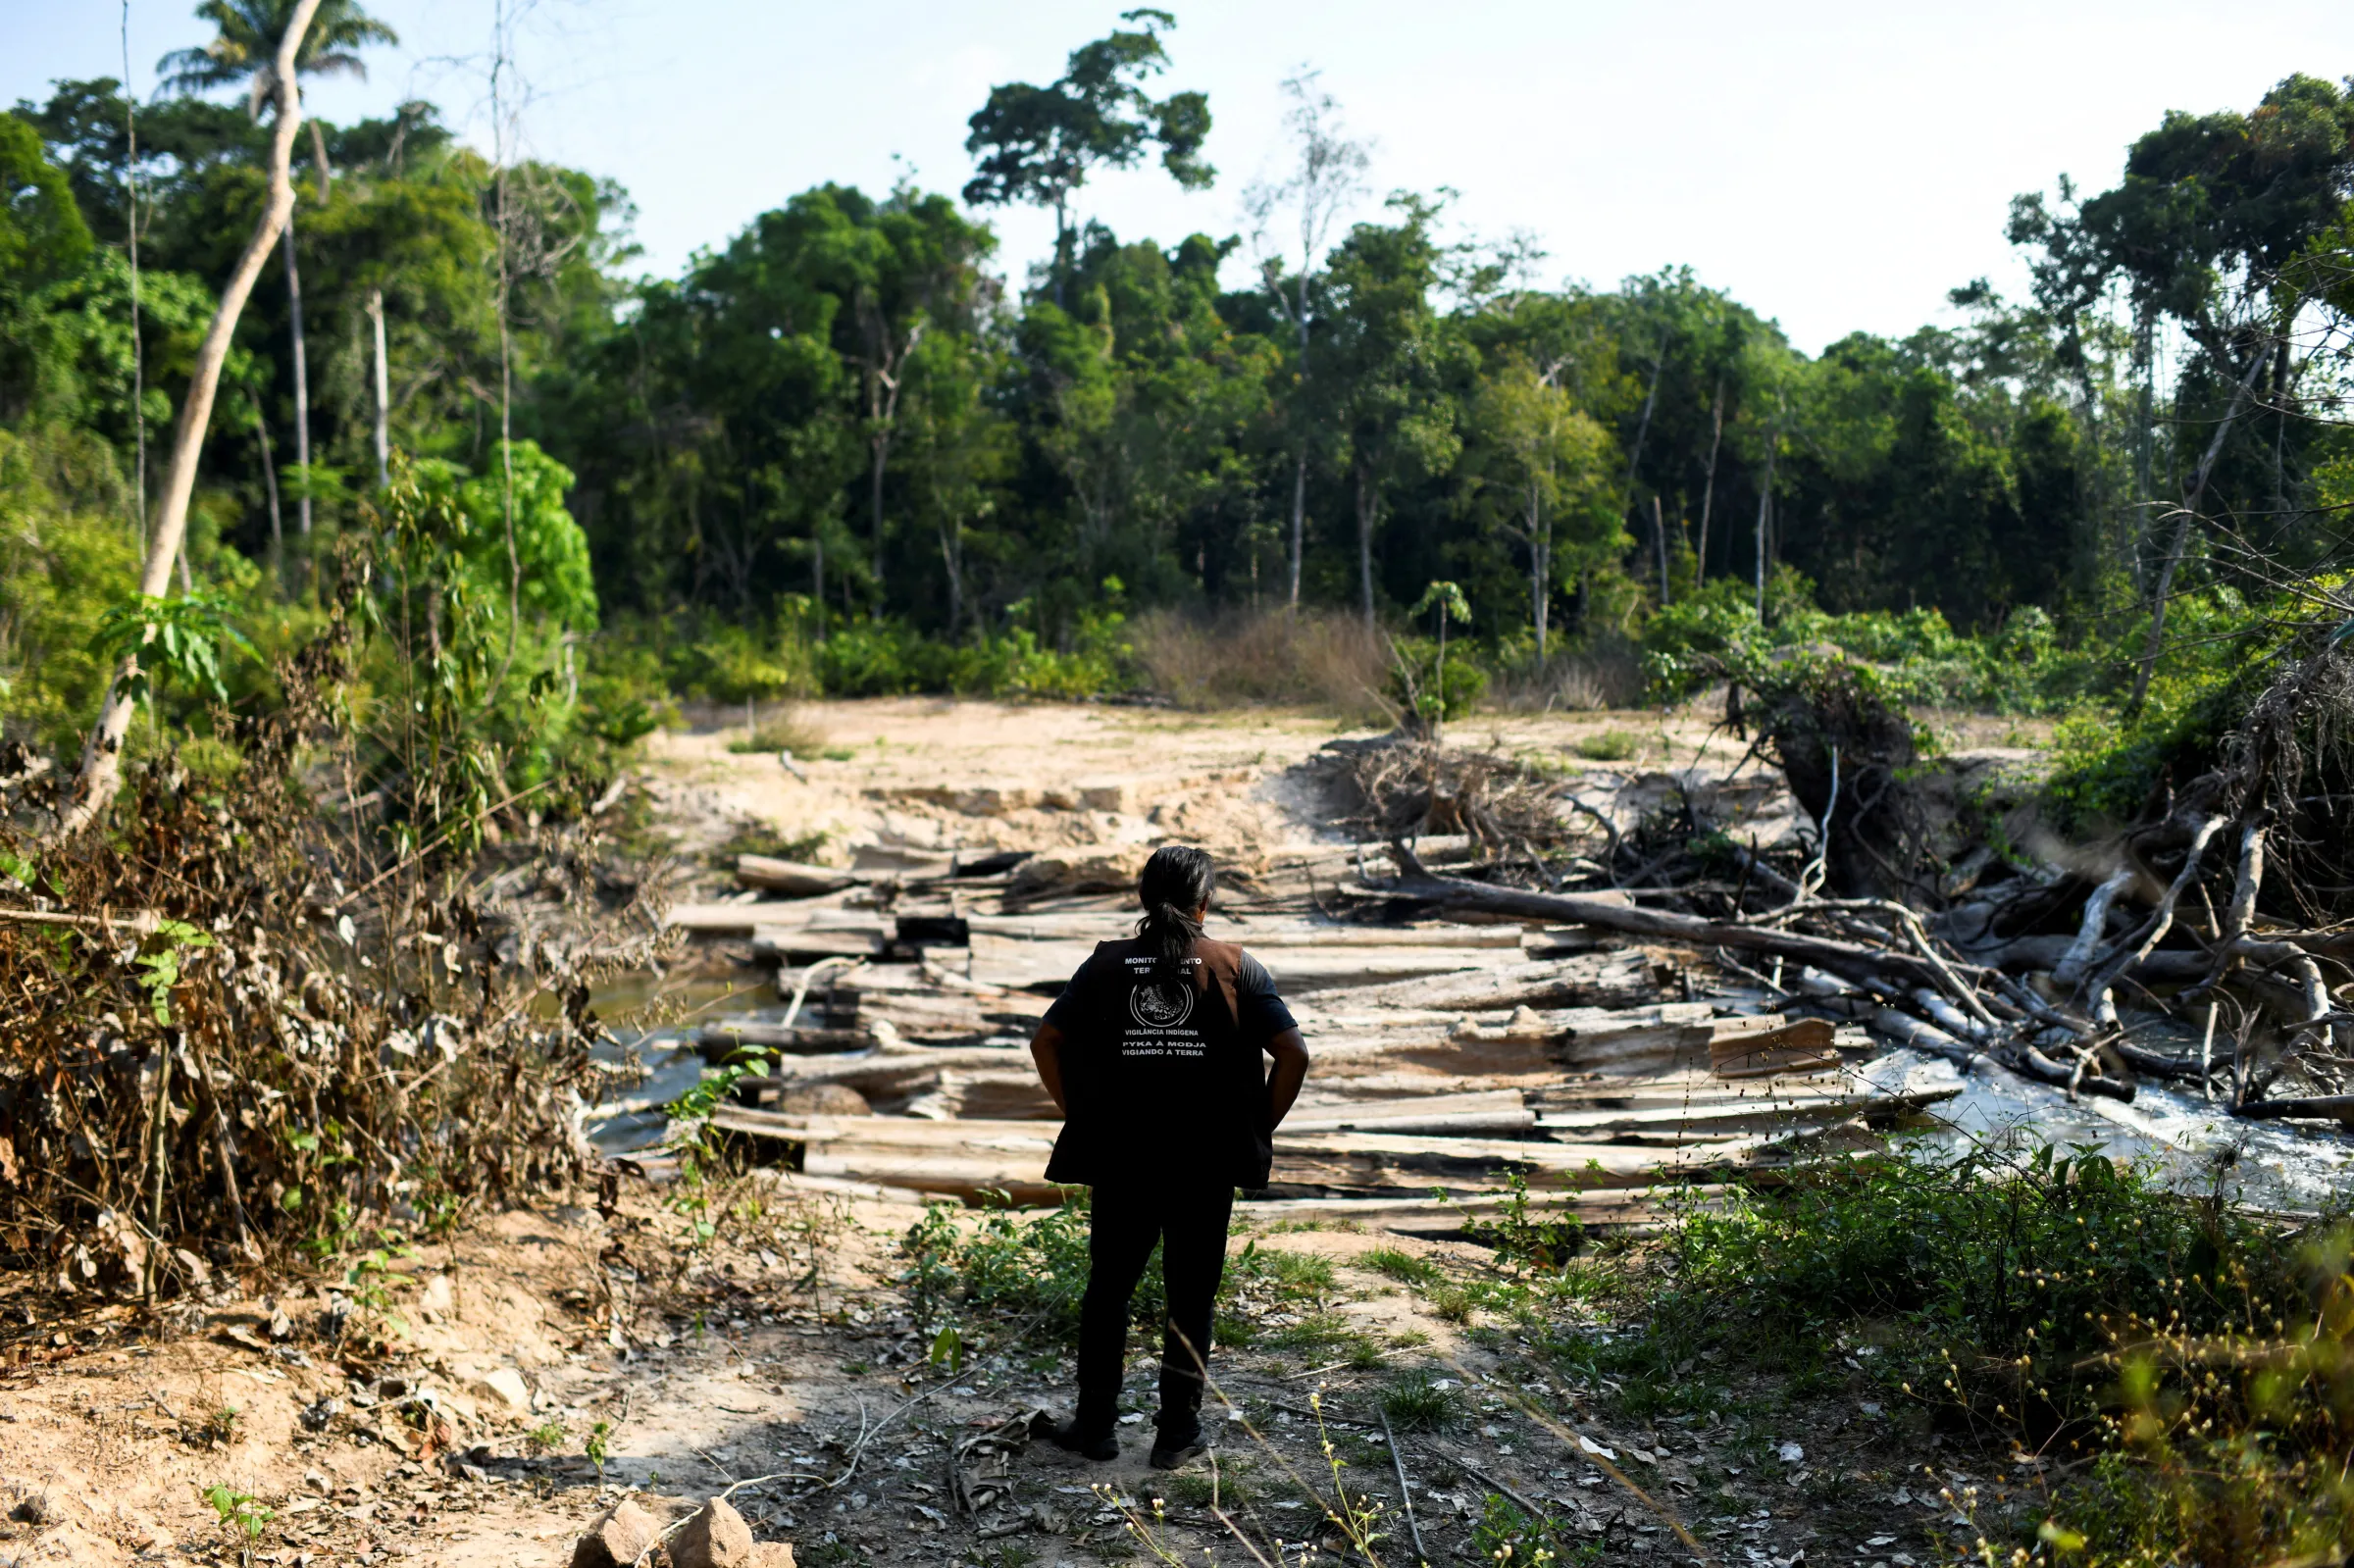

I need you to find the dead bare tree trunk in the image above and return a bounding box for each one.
[53,0,322,841]
[369,287,390,487]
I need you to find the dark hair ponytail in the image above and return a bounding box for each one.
[1136,845,1215,962]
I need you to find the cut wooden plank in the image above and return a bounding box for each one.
[962,936,1514,993]
[1284,1108,1537,1136]
[737,856,864,896]
[1269,1129,1764,1189]
[1710,1016,1840,1078]
[750,926,887,961]
[1342,950,1660,1013]
[1288,1088,1524,1121]
[707,1110,1749,1182]
[1533,1086,1959,1137]
[664,901,791,936]
[1234,1183,1730,1230]
[901,1070,1060,1121]
[738,1045,1036,1096]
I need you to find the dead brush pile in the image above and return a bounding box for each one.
[1335,739,1576,861]
[0,560,667,1304]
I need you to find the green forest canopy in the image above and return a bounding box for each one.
[4,6,2353,753]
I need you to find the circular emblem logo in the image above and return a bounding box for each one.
[1129,982,1196,1029]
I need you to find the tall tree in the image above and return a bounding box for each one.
[2011,75,2354,709]
[784,185,994,597]
[158,0,398,570]
[59,0,321,838]
[1322,197,1461,627]
[1243,68,1368,608]
[962,10,1211,308]
[1462,356,1615,660]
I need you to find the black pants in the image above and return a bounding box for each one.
[1076,1182,1234,1441]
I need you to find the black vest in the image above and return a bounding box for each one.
[1043,936,1274,1189]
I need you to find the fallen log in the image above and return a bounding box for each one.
[697,1022,874,1060]
[2230,1094,2354,1122]
[1386,854,1965,994]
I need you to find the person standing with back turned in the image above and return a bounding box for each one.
[1027,845,1310,1470]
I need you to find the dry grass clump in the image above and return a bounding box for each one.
[1133,608,1389,719]
[1486,636,1647,713]
[725,700,829,757]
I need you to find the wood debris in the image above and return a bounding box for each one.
[648,836,1958,1231]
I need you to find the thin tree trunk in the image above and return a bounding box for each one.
[1052,196,1069,311]
[1696,375,1723,582]
[812,531,827,642]
[308,117,333,198]
[1288,274,1311,609]
[368,288,390,487]
[939,521,964,635]
[121,8,146,557]
[2127,341,2273,715]
[1355,463,1376,629]
[1619,346,1663,512]
[56,0,321,840]
[282,216,311,551]
[1754,441,1778,621]
[250,390,282,577]
[1653,493,1670,605]
[870,433,888,591]
[1287,452,1306,609]
[1528,481,1548,662]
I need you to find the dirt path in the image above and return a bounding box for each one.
[639,697,1763,876]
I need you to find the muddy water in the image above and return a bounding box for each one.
[585,971,770,1154]
[1863,1046,2354,1214]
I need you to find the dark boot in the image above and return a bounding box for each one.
[1033,1410,1117,1462]
[1149,1424,1207,1470]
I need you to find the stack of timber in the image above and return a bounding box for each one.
[647,843,1962,1231]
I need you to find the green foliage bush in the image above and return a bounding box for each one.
[0,424,137,753]
[2040,583,2322,833]
[1387,633,1488,722]
[1641,568,2094,714]
[1623,1144,2354,1563]
[593,585,1139,707]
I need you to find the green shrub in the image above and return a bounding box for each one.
[1378,1372,1457,1433]
[1640,568,2094,714]
[1387,634,1488,722]
[1361,1246,1441,1286]
[1620,1144,2354,1564]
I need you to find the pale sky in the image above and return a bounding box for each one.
[7,0,2352,355]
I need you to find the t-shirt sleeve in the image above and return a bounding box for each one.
[1234,951,1299,1042]
[1042,952,1101,1032]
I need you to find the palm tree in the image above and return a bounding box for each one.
[157,0,396,115]
[158,0,397,580]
